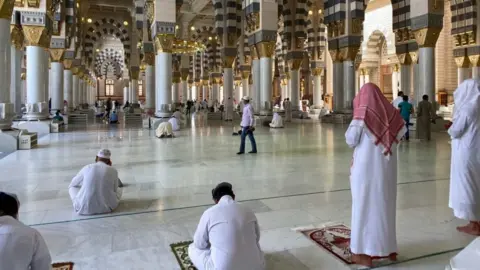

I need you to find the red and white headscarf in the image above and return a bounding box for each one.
[353,83,406,156]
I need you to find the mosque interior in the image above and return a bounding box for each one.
[0,0,478,269]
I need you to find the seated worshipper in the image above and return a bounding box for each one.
[448,79,480,236]
[173,108,186,126]
[69,149,123,215]
[269,112,284,128]
[109,111,119,124]
[189,183,265,270]
[169,115,181,131]
[346,83,407,267]
[0,192,52,270]
[155,121,174,138]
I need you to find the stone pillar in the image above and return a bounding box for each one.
[23,26,50,120]
[256,41,275,115]
[10,25,23,117]
[63,60,73,112]
[154,35,174,117]
[72,69,79,108]
[287,59,302,111]
[410,52,420,103]
[172,74,180,103]
[123,82,128,104]
[359,69,365,88]
[181,69,189,103]
[241,71,250,98]
[392,64,399,99]
[312,68,323,108]
[223,62,234,116]
[49,49,65,113]
[144,53,155,110]
[330,50,344,112]
[470,55,480,80]
[0,14,14,128]
[280,78,287,109]
[455,55,470,85]
[251,47,261,113]
[398,53,412,96]
[130,67,139,105]
[342,47,358,111]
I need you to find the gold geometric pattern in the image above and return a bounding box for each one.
[49,49,65,62]
[23,26,50,48]
[0,0,14,19]
[413,28,442,48]
[154,34,174,54]
[10,25,24,50]
[256,41,276,59]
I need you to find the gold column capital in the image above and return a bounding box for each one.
[312,68,323,76]
[213,76,222,84]
[49,48,65,62]
[393,64,399,72]
[63,59,73,70]
[413,28,442,48]
[250,45,258,60]
[172,75,181,84]
[10,25,24,50]
[339,47,359,61]
[130,69,140,80]
[23,26,50,48]
[0,0,15,19]
[154,34,174,54]
[71,67,79,75]
[241,70,250,80]
[180,70,189,81]
[143,52,155,66]
[397,53,412,65]
[409,51,419,64]
[287,58,303,71]
[329,49,342,63]
[222,56,236,69]
[469,55,480,67]
[256,41,276,58]
[455,56,470,68]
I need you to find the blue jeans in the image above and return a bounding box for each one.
[239,127,257,153]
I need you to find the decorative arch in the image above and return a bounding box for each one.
[362,3,395,56]
[94,48,125,78]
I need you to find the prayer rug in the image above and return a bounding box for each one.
[170,241,197,270]
[52,262,74,270]
[299,224,353,265]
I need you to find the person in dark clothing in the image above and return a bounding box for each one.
[105,98,112,119]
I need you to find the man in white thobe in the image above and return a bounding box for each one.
[173,109,185,126]
[448,79,480,235]
[225,97,234,121]
[391,91,404,109]
[69,149,123,215]
[284,98,292,122]
[189,182,265,270]
[156,121,174,138]
[269,112,284,128]
[0,192,52,270]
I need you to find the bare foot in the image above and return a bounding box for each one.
[456,221,480,236]
[351,253,373,267]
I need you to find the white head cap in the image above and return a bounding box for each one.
[242,96,251,101]
[97,149,111,159]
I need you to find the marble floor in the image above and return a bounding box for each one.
[0,113,472,269]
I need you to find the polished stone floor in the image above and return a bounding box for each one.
[0,113,473,269]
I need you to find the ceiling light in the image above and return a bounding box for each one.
[76,3,79,8]
[208,36,212,40]
[87,18,92,23]
[123,21,128,26]
[81,17,85,22]
[190,26,195,31]
[318,9,322,14]
[96,49,100,52]
[308,10,313,15]
[175,25,179,30]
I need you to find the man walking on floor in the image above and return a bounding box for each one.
[237,96,257,155]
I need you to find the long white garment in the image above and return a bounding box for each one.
[155,122,173,137]
[169,117,180,131]
[448,237,480,269]
[346,120,404,256]
[391,96,403,109]
[448,80,480,221]
[69,162,122,215]
[189,195,265,270]
[0,216,52,270]
[269,113,284,128]
[173,111,185,126]
[284,101,292,122]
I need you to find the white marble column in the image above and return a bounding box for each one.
[10,45,22,117]
[312,69,323,108]
[343,60,355,110]
[45,51,50,103]
[259,57,273,115]
[72,73,79,108]
[172,80,180,103]
[202,84,207,101]
[25,46,49,120]
[234,83,241,104]
[223,68,234,116]
[280,80,287,109]
[355,69,360,95]
[418,48,435,101]
[145,65,155,110]
[155,52,172,117]
[473,67,480,79]
[332,62,344,112]
[392,65,399,99]
[123,83,129,104]
[252,57,261,113]
[130,80,138,104]
[400,64,410,96]
[212,83,219,102]
[241,77,249,97]
[50,61,64,113]
[0,19,13,128]
[78,78,84,105]
[181,80,188,103]
[64,67,73,111]
[458,67,470,85]
[289,69,300,111]
[359,71,365,88]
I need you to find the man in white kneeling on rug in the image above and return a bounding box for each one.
[69,149,123,215]
[189,182,265,270]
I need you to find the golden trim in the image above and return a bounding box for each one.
[222,56,235,69]
[10,25,24,50]
[63,59,73,70]
[154,34,174,54]
[339,47,359,61]
[23,26,50,48]
[0,0,15,19]
[329,50,342,63]
[409,51,419,64]
[454,56,470,68]
[413,28,442,48]
[287,59,303,71]
[312,68,323,76]
[130,70,140,80]
[469,55,480,67]
[396,53,412,65]
[143,52,155,66]
[250,45,258,60]
[49,48,65,62]
[256,41,276,58]
[241,70,250,80]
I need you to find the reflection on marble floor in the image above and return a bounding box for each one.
[0,117,468,269]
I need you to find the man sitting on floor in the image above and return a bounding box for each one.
[269,112,284,128]
[189,182,265,270]
[156,121,174,138]
[0,192,52,270]
[169,114,181,131]
[69,149,123,215]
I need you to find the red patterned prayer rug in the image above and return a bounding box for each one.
[300,224,353,264]
[52,262,74,270]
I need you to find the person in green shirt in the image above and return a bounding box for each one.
[52,110,64,122]
[398,95,414,141]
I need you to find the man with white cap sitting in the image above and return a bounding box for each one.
[69,149,123,215]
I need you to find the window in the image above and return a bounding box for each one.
[138,80,143,96]
[106,79,114,96]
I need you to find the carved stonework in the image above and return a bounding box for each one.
[454,56,470,68]
[256,41,276,58]
[469,55,480,67]
[393,64,399,72]
[241,70,250,80]
[287,59,303,71]
[339,47,359,61]
[63,59,72,69]
[351,18,363,35]
[413,28,442,48]
[23,25,50,47]
[397,53,412,65]
[14,0,23,7]
[26,0,39,8]
[154,34,174,54]
[312,68,323,76]
[50,38,65,49]
[329,49,341,63]
[222,56,235,69]
[130,69,140,80]
[143,52,155,66]
[10,25,24,49]
[0,0,15,19]
[250,45,258,60]
[180,69,189,81]
[409,51,419,64]
[49,48,64,62]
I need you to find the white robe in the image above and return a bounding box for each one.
[169,117,180,131]
[269,113,284,128]
[189,196,265,270]
[0,216,52,270]
[173,111,185,126]
[448,112,480,221]
[346,119,405,256]
[284,101,292,122]
[69,162,122,215]
[156,122,173,137]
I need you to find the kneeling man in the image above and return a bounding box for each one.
[69,149,123,215]
[269,112,284,128]
[189,182,265,270]
[156,121,174,138]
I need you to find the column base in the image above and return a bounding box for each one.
[17,120,51,137]
[0,103,15,130]
[24,102,49,120]
[155,104,172,118]
[0,130,21,153]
